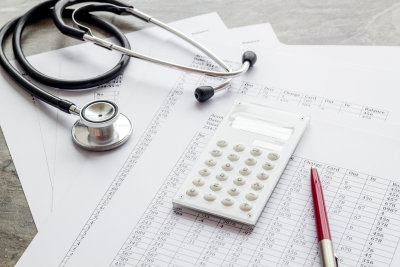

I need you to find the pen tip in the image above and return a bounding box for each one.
[311,165,316,169]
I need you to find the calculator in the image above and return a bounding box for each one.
[172,100,310,226]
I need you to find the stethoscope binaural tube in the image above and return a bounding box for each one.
[52,0,258,102]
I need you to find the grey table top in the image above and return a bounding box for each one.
[1,1,400,266]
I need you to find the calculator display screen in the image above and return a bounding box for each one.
[231,114,293,140]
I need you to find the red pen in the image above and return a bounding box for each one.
[311,166,338,267]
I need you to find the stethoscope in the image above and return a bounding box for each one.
[0,0,257,151]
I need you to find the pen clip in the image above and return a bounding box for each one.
[335,253,339,267]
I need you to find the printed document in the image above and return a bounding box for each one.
[15,43,400,267]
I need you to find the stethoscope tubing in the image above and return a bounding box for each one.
[61,1,255,93]
[0,0,132,113]
[12,0,131,90]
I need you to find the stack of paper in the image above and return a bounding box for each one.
[1,11,400,267]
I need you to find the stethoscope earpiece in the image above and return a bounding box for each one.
[194,51,257,102]
[71,100,133,151]
[195,86,214,102]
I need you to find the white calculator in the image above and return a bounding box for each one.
[172,101,310,226]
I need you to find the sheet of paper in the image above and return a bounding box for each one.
[0,61,60,222]
[49,23,400,220]
[293,45,400,75]
[211,23,400,77]
[201,23,281,46]
[198,24,323,62]
[158,40,400,126]
[15,42,400,266]
[0,12,227,229]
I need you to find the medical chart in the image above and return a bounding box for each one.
[108,132,399,267]
[44,27,400,221]
[15,45,400,266]
[0,12,227,229]
[155,39,400,125]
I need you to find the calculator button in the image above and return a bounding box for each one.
[221,197,235,206]
[192,178,205,187]
[227,187,241,196]
[227,153,240,162]
[250,148,263,156]
[267,152,280,161]
[210,182,223,191]
[205,158,217,167]
[262,162,275,170]
[210,149,223,157]
[204,192,217,202]
[244,157,257,166]
[251,182,264,191]
[239,167,252,176]
[239,202,253,211]
[186,188,199,197]
[233,177,246,186]
[222,162,235,171]
[257,172,269,180]
[216,140,229,148]
[245,192,258,201]
[199,168,211,176]
[216,172,229,181]
[233,144,246,152]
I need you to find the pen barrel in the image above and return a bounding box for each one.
[311,168,332,241]
[319,239,337,267]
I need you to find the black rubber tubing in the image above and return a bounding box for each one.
[13,0,131,90]
[53,0,132,41]
[0,0,131,113]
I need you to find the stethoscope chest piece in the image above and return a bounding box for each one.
[71,100,132,151]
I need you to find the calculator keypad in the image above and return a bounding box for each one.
[216,172,229,181]
[216,140,229,148]
[267,152,280,161]
[227,153,240,161]
[256,172,269,180]
[233,177,246,186]
[192,178,205,186]
[186,187,199,196]
[186,140,280,213]
[210,149,223,157]
[245,192,258,201]
[221,162,235,171]
[233,144,246,152]
[239,167,252,176]
[198,168,211,176]
[204,192,217,201]
[210,182,223,191]
[244,157,257,166]
[221,197,235,206]
[262,162,275,170]
[204,158,217,167]
[227,187,241,196]
[250,148,263,156]
[239,202,253,211]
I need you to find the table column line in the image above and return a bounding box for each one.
[275,158,305,265]
[334,172,368,266]
[356,180,390,267]
[166,213,199,267]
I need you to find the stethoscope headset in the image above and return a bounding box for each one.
[0,0,257,151]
